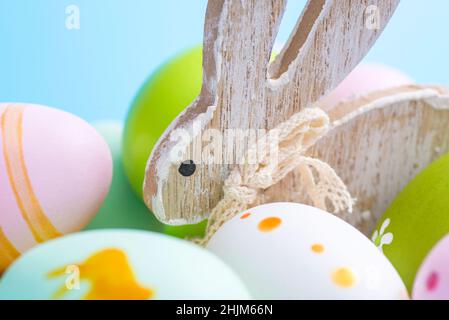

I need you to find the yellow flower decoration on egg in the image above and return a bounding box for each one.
[48,248,154,300]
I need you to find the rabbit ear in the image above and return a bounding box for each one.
[148,0,287,157]
[202,0,287,102]
[268,0,400,109]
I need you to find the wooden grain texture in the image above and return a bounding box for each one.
[265,85,449,235]
[144,0,400,224]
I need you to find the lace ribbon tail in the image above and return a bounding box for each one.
[298,156,354,215]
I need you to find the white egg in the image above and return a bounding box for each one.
[207,202,407,300]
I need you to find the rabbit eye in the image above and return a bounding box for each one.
[178,160,196,177]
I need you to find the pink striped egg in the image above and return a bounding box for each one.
[0,103,112,273]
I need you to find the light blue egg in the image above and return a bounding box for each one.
[0,230,251,300]
[85,121,163,232]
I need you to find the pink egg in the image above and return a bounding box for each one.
[413,234,449,300]
[321,63,413,107]
[0,103,112,273]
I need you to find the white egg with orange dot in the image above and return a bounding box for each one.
[206,202,407,300]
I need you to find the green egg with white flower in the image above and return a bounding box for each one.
[373,152,449,292]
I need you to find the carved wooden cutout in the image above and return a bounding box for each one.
[143,0,438,228]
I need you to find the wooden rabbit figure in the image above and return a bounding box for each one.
[144,0,449,239]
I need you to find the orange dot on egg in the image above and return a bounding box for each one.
[311,243,325,253]
[331,267,356,288]
[240,213,251,220]
[258,217,282,232]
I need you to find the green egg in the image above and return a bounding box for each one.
[164,220,207,239]
[85,122,163,232]
[373,152,449,292]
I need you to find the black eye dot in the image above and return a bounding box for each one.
[178,160,196,177]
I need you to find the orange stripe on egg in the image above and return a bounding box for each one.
[0,227,20,274]
[1,105,61,243]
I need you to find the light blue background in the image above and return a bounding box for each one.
[1,0,448,122]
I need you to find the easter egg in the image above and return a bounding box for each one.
[321,63,412,107]
[373,153,449,292]
[0,230,251,300]
[164,220,207,239]
[123,46,202,198]
[207,202,407,300]
[84,122,163,232]
[0,103,112,274]
[413,234,449,300]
